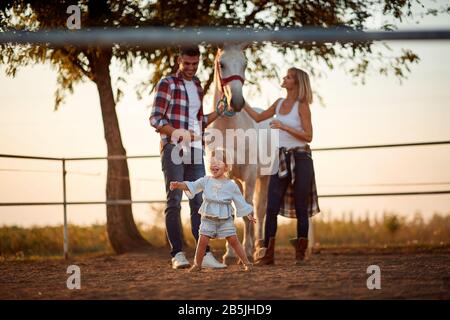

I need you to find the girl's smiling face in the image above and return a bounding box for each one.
[209,157,228,178]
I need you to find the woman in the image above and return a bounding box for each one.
[244,67,319,265]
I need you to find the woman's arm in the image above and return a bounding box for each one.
[270,102,313,143]
[243,99,278,123]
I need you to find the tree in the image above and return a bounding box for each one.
[1,0,445,253]
[0,0,154,253]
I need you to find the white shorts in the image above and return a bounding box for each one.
[199,216,237,239]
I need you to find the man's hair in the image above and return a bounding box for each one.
[179,46,200,57]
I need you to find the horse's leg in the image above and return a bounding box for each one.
[223,237,238,265]
[254,175,268,245]
[222,179,244,265]
[242,178,256,260]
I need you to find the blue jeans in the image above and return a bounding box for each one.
[161,143,210,257]
[264,151,314,247]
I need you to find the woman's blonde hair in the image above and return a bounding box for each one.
[288,67,313,104]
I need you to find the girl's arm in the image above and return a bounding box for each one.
[169,181,189,191]
[231,183,254,219]
[170,177,206,199]
[270,102,313,143]
[243,99,278,123]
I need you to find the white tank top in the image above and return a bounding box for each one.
[275,98,307,148]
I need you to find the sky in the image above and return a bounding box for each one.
[0,2,449,227]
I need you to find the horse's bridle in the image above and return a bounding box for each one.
[216,58,245,117]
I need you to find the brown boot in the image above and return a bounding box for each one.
[290,237,308,264]
[254,237,275,266]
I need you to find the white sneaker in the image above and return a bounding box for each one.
[171,252,190,269]
[202,252,227,269]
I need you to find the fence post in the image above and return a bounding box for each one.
[62,158,69,260]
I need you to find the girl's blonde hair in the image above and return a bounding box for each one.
[211,148,231,165]
[210,148,233,178]
[288,67,313,104]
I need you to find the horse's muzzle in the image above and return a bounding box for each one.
[231,96,245,111]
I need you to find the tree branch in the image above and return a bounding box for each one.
[244,0,269,26]
[58,47,94,81]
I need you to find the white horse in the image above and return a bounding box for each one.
[206,43,313,263]
[203,43,269,263]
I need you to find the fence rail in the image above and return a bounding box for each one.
[2,190,450,207]
[1,27,450,47]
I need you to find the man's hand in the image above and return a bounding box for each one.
[216,99,226,115]
[171,129,201,143]
[189,130,202,141]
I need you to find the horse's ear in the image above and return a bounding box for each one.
[217,43,224,50]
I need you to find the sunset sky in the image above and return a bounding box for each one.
[0,2,449,227]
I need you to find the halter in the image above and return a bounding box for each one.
[215,58,245,117]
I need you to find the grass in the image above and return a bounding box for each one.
[0,212,449,260]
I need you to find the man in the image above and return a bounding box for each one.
[150,46,225,269]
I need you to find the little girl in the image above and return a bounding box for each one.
[170,148,256,272]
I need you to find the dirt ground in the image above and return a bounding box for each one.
[1,247,449,300]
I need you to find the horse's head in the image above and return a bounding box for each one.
[215,43,247,112]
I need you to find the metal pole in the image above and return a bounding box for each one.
[62,159,68,260]
[1,27,450,47]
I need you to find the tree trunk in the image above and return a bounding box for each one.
[91,49,151,253]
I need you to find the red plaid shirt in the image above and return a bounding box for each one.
[150,70,208,151]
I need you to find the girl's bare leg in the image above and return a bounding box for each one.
[226,235,252,270]
[192,235,210,269]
